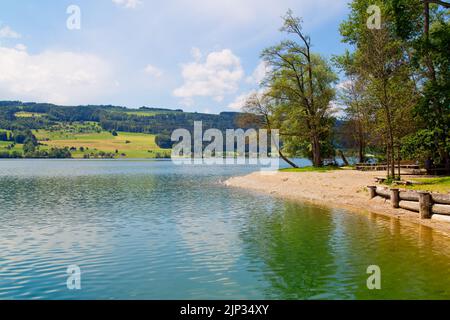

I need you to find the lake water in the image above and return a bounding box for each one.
[1,160,450,300]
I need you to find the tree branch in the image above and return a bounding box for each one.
[426,0,450,8]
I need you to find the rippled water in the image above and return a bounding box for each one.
[1,160,450,300]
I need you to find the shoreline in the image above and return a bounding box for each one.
[225,170,450,237]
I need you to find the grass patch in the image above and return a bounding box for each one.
[280,166,342,173]
[404,177,450,193]
[124,110,182,117]
[15,111,45,118]
[125,111,158,117]
[0,141,23,153]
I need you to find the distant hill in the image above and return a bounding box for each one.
[0,100,261,158]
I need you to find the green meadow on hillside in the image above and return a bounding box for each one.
[33,130,170,159]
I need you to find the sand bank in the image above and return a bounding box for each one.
[225,170,450,236]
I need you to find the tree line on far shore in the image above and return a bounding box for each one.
[0,130,72,159]
[239,1,449,178]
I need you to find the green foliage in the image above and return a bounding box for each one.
[401,129,441,163]
[155,133,173,149]
[0,131,9,141]
[22,147,72,159]
[0,150,22,158]
[23,140,36,155]
[336,0,440,177]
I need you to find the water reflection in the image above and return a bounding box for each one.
[241,202,450,300]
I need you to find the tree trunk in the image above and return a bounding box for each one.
[397,145,401,180]
[382,79,395,179]
[358,136,365,163]
[386,146,390,178]
[358,121,365,163]
[424,1,430,40]
[389,143,395,179]
[267,121,298,169]
[311,134,322,167]
[338,150,349,166]
[279,150,298,168]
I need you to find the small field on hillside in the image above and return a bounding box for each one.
[14,111,46,118]
[34,130,170,158]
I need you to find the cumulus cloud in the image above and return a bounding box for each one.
[112,0,142,9]
[227,92,252,111]
[173,49,244,102]
[0,46,112,105]
[144,64,163,78]
[0,25,21,39]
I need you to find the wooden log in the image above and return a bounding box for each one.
[375,176,386,183]
[431,214,450,223]
[432,204,450,216]
[367,186,377,199]
[391,188,400,208]
[376,188,390,199]
[399,200,420,212]
[399,191,419,202]
[431,193,450,205]
[419,192,432,219]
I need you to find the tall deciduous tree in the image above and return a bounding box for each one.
[340,0,417,178]
[334,51,373,163]
[261,10,337,167]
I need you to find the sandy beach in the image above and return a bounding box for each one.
[225,170,450,236]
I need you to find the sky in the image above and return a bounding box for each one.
[0,0,351,113]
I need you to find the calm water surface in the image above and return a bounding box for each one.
[1,160,450,299]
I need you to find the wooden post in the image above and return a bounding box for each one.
[419,192,432,219]
[390,188,400,208]
[368,186,377,199]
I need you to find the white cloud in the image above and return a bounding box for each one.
[173,49,244,102]
[112,0,142,9]
[15,44,27,51]
[0,46,113,105]
[0,25,21,39]
[227,91,255,111]
[144,64,163,78]
[246,60,270,85]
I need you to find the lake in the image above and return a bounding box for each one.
[1,160,450,299]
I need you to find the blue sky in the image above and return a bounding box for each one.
[0,0,351,113]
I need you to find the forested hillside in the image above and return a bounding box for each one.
[0,101,251,159]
